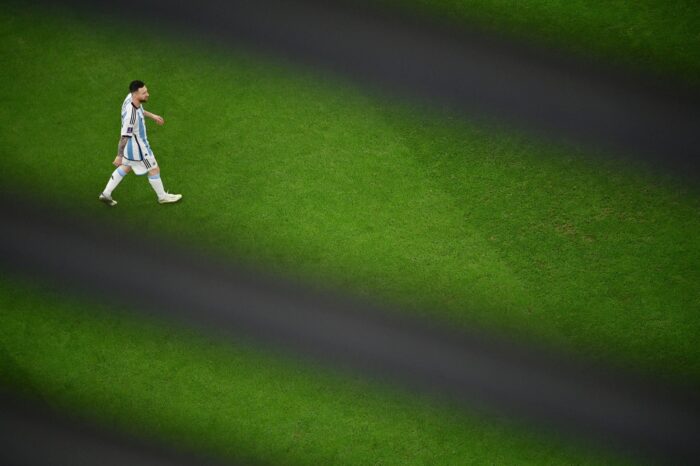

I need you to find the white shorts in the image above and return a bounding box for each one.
[122,153,158,175]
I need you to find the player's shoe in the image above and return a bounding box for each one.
[158,192,182,204]
[98,193,117,206]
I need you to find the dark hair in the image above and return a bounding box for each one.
[129,80,145,93]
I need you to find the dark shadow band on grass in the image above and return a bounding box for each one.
[0,389,244,466]
[1,196,699,463]
[30,0,700,179]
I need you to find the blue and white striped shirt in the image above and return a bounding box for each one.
[121,94,154,161]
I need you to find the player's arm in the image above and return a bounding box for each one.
[143,110,165,125]
[114,106,135,166]
[113,136,129,167]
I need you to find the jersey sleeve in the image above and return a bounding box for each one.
[121,105,136,137]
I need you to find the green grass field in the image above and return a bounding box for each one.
[1,2,699,464]
[1,276,629,465]
[386,0,700,85]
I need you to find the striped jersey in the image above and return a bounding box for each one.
[120,94,154,161]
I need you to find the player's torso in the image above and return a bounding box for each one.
[121,94,153,159]
[121,95,148,140]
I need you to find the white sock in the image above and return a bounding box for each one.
[148,174,166,199]
[103,167,127,197]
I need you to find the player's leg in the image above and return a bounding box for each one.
[147,166,165,198]
[99,164,132,206]
[147,166,182,204]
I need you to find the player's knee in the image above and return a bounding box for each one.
[148,167,160,176]
[119,165,132,174]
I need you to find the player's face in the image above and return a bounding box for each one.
[134,86,150,103]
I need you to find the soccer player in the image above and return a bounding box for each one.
[99,80,182,206]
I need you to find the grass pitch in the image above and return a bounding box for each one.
[0,277,628,465]
[388,0,700,85]
[1,2,699,464]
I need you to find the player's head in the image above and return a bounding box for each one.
[129,80,149,103]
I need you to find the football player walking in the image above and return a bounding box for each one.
[99,80,182,206]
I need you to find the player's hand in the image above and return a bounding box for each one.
[113,155,123,167]
[153,114,165,125]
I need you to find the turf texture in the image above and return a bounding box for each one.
[386,0,700,85]
[1,2,698,464]
[0,276,630,465]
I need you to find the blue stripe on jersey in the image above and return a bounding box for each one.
[137,112,152,155]
[126,137,134,160]
[143,136,153,155]
[138,113,145,138]
[139,112,146,142]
